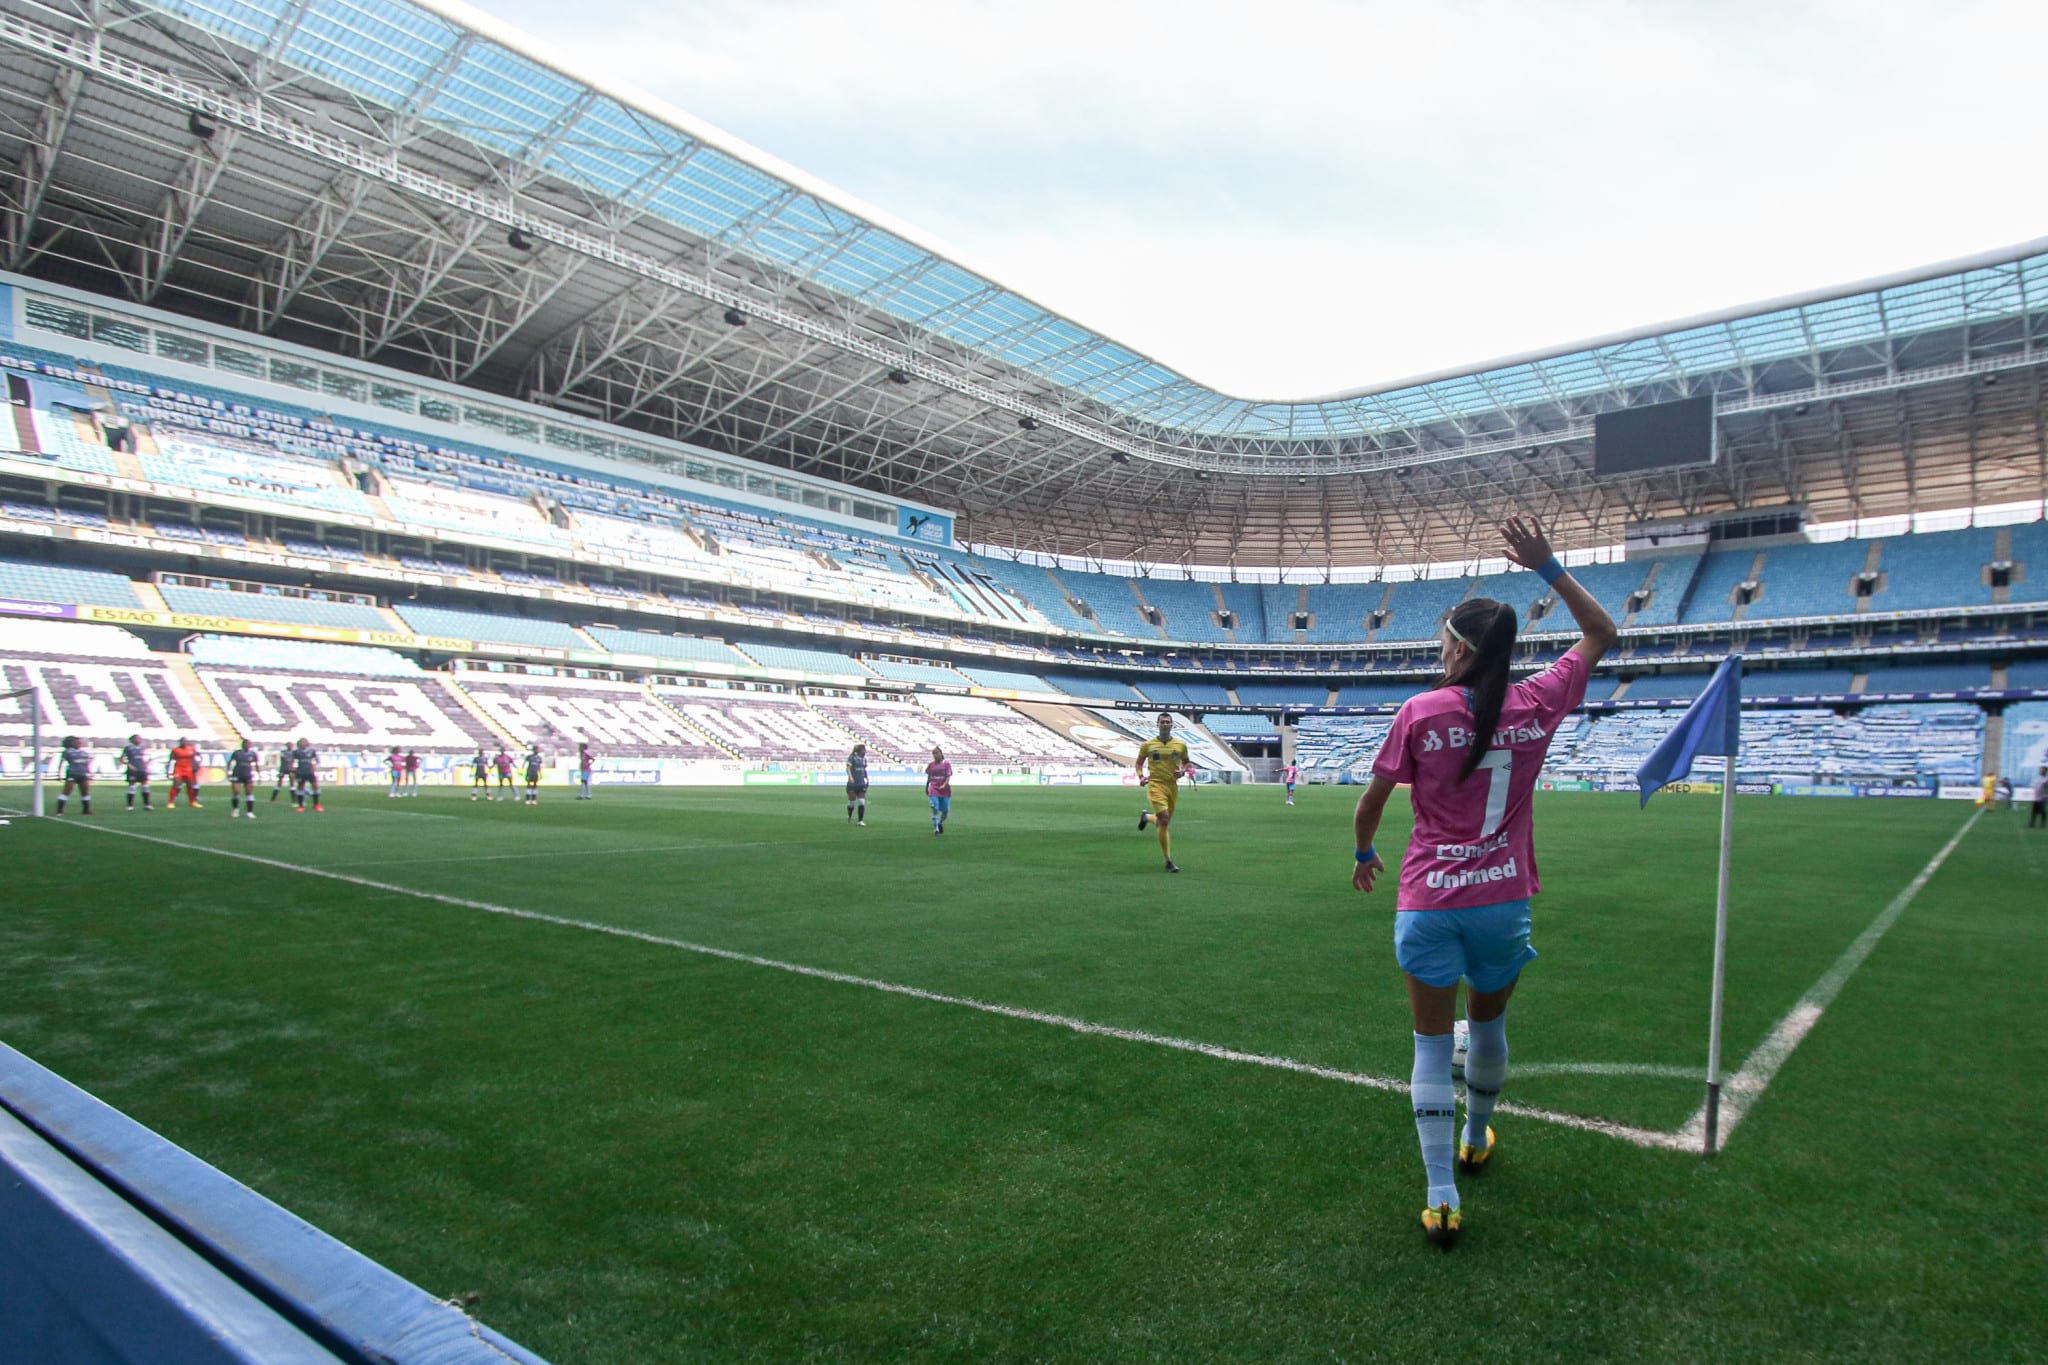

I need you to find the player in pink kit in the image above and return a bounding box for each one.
[1350,515,1615,1248]
[925,747,953,835]
[1281,762,1300,805]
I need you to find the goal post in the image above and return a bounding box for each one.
[2,686,43,817]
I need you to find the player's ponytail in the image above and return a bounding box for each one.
[1439,598,1518,779]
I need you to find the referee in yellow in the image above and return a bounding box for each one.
[1134,711,1194,873]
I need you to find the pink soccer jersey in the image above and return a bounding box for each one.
[1282,765,1299,784]
[925,761,953,797]
[1370,651,1588,911]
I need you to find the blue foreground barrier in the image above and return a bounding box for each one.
[0,1041,551,1364]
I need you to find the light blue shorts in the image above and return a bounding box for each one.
[929,795,951,814]
[1393,899,1537,992]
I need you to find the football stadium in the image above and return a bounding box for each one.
[1,0,2044,1360]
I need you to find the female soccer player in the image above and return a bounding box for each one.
[120,733,152,811]
[576,744,596,800]
[846,743,869,825]
[166,736,201,808]
[470,749,489,800]
[54,735,92,815]
[386,746,404,798]
[925,746,952,835]
[1350,515,1615,1248]
[226,737,260,818]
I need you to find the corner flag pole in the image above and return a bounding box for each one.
[1703,752,1736,1155]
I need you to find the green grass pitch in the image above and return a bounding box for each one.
[1,782,2042,1362]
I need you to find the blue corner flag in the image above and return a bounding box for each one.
[1636,654,1743,807]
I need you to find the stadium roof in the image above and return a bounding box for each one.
[3,0,2047,566]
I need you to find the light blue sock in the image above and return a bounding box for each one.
[1411,1031,1458,1209]
[1463,1013,1509,1149]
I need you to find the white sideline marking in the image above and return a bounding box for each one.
[316,842,773,868]
[51,820,1678,1148]
[1672,807,1983,1149]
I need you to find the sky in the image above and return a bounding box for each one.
[468,0,2048,400]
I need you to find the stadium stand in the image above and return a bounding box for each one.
[1293,715,1395,773]
[1367,577,1473,643]
[157,584,392,631]
[195,658,498,754]
[1332,681,1426,707]
[1036,672,1142,699]
[2000,701,2048,777]
[389,603,586,650]
[1062,573,1156,639]
[1134,680,1233,707]
[1136,578,1230,643]
[861,658,972,687]
[806,695,1002,764]
[1305,581,1392,643]
[0,620,214,751]
[1746,539,1873,619]
[649,686,856,761]
[971,557,1095,634]
[1854,661,1991,693]
[2009,521,2048,604]
[1748,669,1857,698]
[449,673,726,757]
[1216,582,1267,640]
[1552,704,1981,785]
[186,636,424,676]
[2006,658,2048,691]
[733,641,866,674]
[0,559,143,609]
[139,434,374,518]
[581,627,750,667]
[949,665,1061,693]
[1613,673,1708,702]
[917,694,1097,764]
[1229,681,1331,707]
[1868,528,1996,613]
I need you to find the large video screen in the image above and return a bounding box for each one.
[1593,395,1716,476]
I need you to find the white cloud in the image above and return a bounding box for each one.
[482,0,2048,395]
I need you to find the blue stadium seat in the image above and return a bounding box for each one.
[159,584,390,630]
[0,558,142,609]
[389,603,585,648]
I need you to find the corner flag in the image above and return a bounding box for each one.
[1636,654,1742,806]
[1633,653,1744,1155]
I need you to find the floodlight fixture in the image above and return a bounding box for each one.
[887,369,912,385]
[1108,451,1130,464]
[1017,416,1040,431]
[506,228,533,251]
[187,111,217,139]
[722,307,747,326]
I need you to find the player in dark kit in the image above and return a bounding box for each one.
[54,735,92,815]
[290,738,322,813]
[522,746,543,805]
[469,749,489,800]
[846,743,869,825]
[270,747,292,803]
[403,749,421,797]
[120,733,152,811]
[226,737,260,819]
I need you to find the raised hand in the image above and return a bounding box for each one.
[1500,514,1553,571]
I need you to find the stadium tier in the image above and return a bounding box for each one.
[195,662,500,755]
[732,641,866,674]
[187,636,427,677]
[157,583,393,631]
[804,696,1004,764]
[2002,701,2048,777]
[1292,715,1396,773]
[861,658,972,687]
[447,673,726,758]
[949,665,1061,693]
[580,627,751,667]
[649,687,860,761]
[389,604,588,650]
[916,695,1097,765]
[0,621,215,751]
[0,558,143,609]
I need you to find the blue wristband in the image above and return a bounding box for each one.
[1536,557,1566,586]
[1355,846,1377,863]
